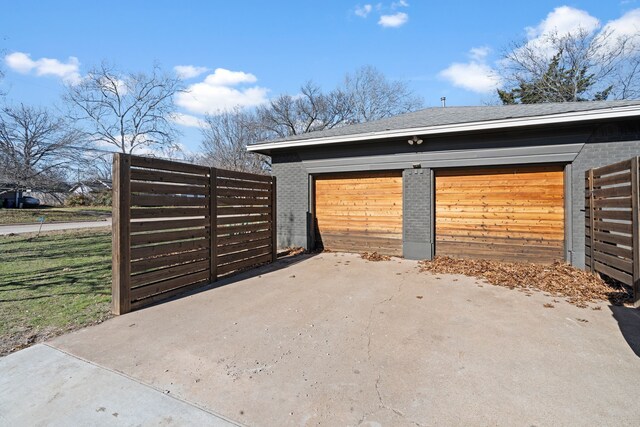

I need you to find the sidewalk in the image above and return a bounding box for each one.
[0,345,240,427]
[0,219,112,235]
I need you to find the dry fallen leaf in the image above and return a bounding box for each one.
[284,247,305,256]
[360,252,391,262]
[418,256,632,308]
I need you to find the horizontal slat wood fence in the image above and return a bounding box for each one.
[585,157,639,306]
[112,153,276,314]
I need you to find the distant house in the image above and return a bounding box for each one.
[69,180,112,196]
[0,186,21,208]
[248,100,640,269]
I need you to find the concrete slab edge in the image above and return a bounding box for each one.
[43,343,243,427]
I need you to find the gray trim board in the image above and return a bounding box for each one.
[564,163,573,263]
[301,143,584,174]
[430,169,436,259]
[308,174,315,250]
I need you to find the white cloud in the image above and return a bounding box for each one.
[378,12,408,28]
[440,62,501,94]
[439,47,501,93]
[522,7,640,58]
[5,52,81,84]
[355,4,372,17]
[170,113,207,128]
[202,68,257,86]
[391,0,408,8]
[174,65,208,79]
[176,68,268,115]
[526,6,600,39]
[93,136,189,160]
[469,46,491,61]
[5,52,33,73]
[439,7,639,96]
[601,8,640,51]
[131,142,190,160]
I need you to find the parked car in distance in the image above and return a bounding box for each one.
[20,196,41,208]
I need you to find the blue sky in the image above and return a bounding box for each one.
[1,1,639,153]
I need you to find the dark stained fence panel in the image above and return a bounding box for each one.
[585,157,639,306]
[214,170,276,277]
[112,153,276,314]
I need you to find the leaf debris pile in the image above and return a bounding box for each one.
[418,256,632,308]
[361,251,391,262]
[286,247,306,256]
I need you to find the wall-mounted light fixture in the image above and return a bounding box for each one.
[408,135,423,145]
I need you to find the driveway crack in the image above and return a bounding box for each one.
[360,272,426,427]
[365,272,406,362]
[372,373,426,427]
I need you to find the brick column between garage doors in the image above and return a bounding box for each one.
[403,168,433,260]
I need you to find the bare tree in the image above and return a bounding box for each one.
[256,82,352,138]
[199,108,269,173]
[343,65,424,122]
[199,66,423,171]
[77,152,113,182]
[0,104,84,192]
[0,47,5,98]
[256,66,423,139]
[498,28,640,103]
[64,63,183,153]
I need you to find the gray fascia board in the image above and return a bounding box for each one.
[304,154,577,174]
[301,143,583,174]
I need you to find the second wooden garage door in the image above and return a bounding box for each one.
[435,165,565,263]
[315,171,402,256]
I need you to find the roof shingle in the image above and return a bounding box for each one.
[250,100,640,146]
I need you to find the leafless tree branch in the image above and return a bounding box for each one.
[63,63,184,153]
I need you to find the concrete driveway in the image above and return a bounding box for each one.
[10,253,640,425]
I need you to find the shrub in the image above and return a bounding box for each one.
[91,190,112,207]
[65,194,91,207]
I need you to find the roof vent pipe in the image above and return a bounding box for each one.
[441,97,446,108]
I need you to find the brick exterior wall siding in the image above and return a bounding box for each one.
[402,168,433,259]
[271,152,309,249]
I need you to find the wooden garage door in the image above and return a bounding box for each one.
[315,171,402,255]
[435,165,564,263]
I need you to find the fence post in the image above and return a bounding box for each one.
[210,167,218,282]
[588,168,595,273]
[112,153,131,315]
[271,176,278,263]
[631,157,640,307]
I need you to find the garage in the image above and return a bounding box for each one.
[435,165,565,263]
[314,171,403,255]
[249,101,640,266]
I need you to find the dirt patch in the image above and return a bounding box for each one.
[1,315,112,357]
[360,251,391,262]
[418,256,633,308]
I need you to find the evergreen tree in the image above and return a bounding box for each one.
[498,49,613,104]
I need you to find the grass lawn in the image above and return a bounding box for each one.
[0,228,112,356]
[0,206,112,225]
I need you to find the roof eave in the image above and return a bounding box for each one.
[247,105,640,153]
